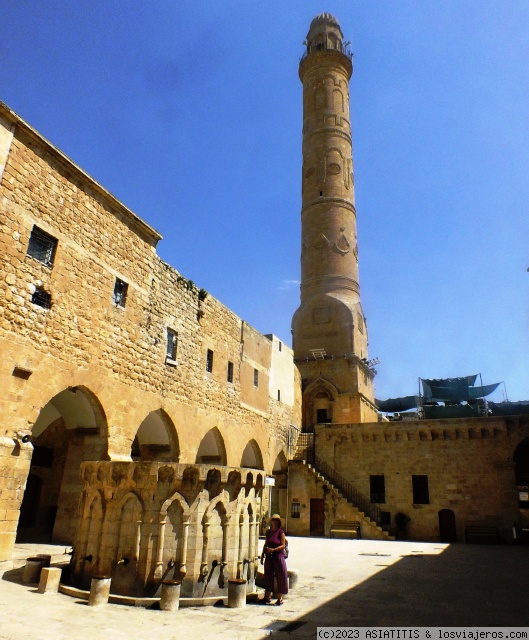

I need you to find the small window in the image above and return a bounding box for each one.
[166,329,177,361]
[412,475,430,504]
[291,502,301,519]
[27,226,58,267]
[227,361,234,383]
[370,475,385,504]
[277,389,281,402]
[253,368,259,387]
[31,287,51,309]
[206,349,214,373]
[278,341,282,352]
[113,278,128,307]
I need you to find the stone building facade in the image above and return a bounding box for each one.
[0,15,528,595]
[288,416,529,542]
[0,100,301,589]
[287,14,529,545]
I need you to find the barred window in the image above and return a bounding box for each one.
[113,278,128,307]
[253,368,259,387]
[227,361,234,383]
[166,329,177,361]
[291,502,301,519]
[206,349,214,373]
[27,226,58,267]
[31,287,51,309]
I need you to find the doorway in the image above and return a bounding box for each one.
[16,386,107,546]
[438,509,457,542]
[310,498,325,536]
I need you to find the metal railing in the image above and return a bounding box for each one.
[287,424,302,459]
[313,455,382,526]
[294,433,383,526]
[293,433,314,460]
[300,43,353,63]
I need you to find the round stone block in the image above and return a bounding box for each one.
[227,578,247,608]
[23,557,47,584]
[160,579,182,611]
[88,575,111,607]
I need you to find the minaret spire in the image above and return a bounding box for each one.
[292,14,378,428]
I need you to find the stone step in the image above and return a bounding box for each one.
[299,458,393,541]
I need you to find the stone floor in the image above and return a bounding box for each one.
[1,537,528,639]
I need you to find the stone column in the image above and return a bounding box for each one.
[180,517,190,575]
[154,517,166,580]
[200,514,211,576]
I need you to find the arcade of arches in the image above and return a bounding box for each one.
[15,385,271,550]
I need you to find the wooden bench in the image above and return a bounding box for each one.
[465,525,500,544]
[330,520,361,539]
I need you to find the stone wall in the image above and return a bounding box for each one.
[0,438,32,562]
[311,416,529,541]
[0,103,301,562]
[287,461,389,540]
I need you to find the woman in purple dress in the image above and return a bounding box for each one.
[260,514,288,605]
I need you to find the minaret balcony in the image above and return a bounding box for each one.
[300,41,353,62]
[299,46,353,81]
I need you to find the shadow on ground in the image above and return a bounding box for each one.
[257,543,529,638]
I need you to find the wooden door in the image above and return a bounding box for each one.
[310,498,325,536]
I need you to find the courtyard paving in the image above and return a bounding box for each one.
[1,537,528,639]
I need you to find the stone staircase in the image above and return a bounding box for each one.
[292,434,394,541]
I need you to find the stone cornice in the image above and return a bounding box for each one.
[301,197,356,216]
[302,126,352,146]
[0,101,162,248]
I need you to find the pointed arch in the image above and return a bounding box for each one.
[77,490,104,588]
[132,409,179,462]
[17,385,108,545]
[195,427,227,465]
[204,494,230,523]
[115,492,143,563]
[32,385,108,441]
[241,439,264,470]
[303,378,339,431]
[273,450,288,474]
[161,490,190,518]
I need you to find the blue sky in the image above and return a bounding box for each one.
[1,1,528,401]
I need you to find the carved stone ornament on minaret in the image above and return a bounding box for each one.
[292,13,378,427]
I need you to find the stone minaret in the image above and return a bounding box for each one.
[292,13,378,429]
